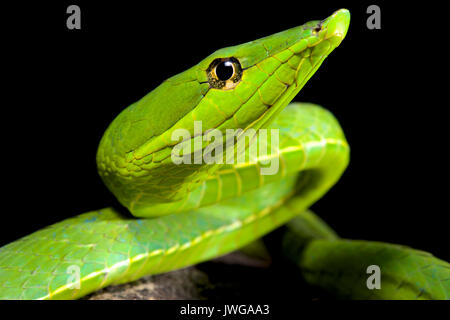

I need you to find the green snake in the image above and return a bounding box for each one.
[1,9,449,300]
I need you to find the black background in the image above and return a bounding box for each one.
[1,0,448,267]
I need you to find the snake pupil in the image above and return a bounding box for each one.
[215,60,234,81]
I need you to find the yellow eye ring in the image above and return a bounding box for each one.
[207,58,242,90]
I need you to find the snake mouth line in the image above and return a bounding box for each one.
[125,45,331,170]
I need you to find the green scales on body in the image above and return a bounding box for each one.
[1,9,449,300]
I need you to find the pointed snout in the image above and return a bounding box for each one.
[320,9,350,46]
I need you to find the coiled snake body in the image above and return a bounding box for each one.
[1,9,449,300]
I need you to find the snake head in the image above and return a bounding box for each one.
[97,9,350,216]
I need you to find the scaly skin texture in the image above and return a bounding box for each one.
[0,103,349,299]
[1,9,448,300]
[281,210,450,299]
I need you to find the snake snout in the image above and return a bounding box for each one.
[321,9,350,43]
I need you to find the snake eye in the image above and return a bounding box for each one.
[207,57,242,90]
